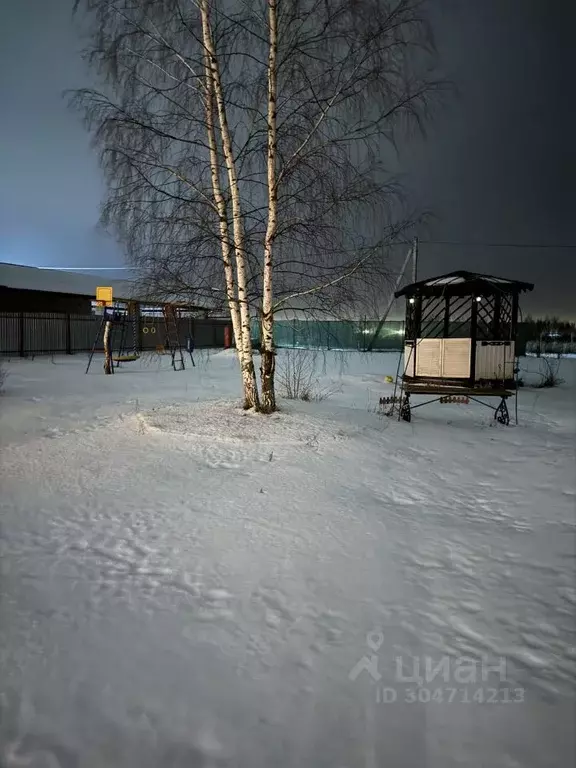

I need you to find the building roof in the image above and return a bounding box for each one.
[395,270,534,298]
[0,262,136,300]
[0,263,220,312]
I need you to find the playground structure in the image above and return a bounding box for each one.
[384,271,534,424]
[86,292,197,374]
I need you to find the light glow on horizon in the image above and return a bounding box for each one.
[37,266,136,271]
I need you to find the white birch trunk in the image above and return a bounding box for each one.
[203,48,244,374]
[103,319,113,374]
[200,0,260,410]
[260,0,278,413]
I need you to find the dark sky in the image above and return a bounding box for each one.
[0,0,574,318]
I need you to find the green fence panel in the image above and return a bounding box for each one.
[251,319,405,351]
[251,319,540,355]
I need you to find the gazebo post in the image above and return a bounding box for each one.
[443,296,450,338]
[469,295,478,387]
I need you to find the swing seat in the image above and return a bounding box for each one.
[112,354,140,362]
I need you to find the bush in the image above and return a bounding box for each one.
[276,348,340,402]
[277,348,318,400]
[534,358,564,388]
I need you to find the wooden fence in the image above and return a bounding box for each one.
[0,312,230,357]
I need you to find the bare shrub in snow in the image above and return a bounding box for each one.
[0,359,6,393]
[277,349,341,402]
[307,379,343,402]
[277,349,318,401]
[535,358,564,388]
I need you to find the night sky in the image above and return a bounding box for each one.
[0,0,573,318]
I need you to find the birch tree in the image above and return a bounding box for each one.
[72,0,442,412]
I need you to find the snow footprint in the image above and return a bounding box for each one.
[194,587,234,621]
[199,445,244,470]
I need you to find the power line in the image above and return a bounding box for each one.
[33,240,576,273]
[415,240,575,249]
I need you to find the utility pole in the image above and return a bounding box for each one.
[412,236,419,283]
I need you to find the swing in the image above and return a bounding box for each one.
[112,302,141,363]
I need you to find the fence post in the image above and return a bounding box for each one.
[65,314,72,354]
[19,312,25,357]
[134,302,142,352]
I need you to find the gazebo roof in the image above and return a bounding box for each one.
[395,271,534,299]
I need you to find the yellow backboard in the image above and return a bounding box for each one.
[96,286,113,306]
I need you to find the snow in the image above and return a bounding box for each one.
[427,276,466,285]
[0,349,574,767]
[425,274,516,287]
[0,262,135,300]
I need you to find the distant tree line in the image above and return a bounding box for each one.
[522,315,576,340]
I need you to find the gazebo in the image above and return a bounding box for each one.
[389,271,534,424]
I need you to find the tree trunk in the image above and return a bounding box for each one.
[200,0,260,410]
[103,320,113,374]
[260,0,279,414]
[260,345,276,412]
[203,43,251,405]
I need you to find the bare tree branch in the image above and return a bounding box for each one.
[71,0,444,410]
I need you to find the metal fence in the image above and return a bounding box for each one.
[1,313,540,357]
[525,340,576,357]
[0,312,230,357]
[251,319,534,354]
[251,319,406,351]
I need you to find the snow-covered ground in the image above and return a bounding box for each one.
[0,349,574,767]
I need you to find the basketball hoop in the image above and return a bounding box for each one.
[96,287,113,307]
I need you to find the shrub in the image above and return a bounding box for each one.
[276,348,341,402]
[277,348,318,400]
[534,358,564,388]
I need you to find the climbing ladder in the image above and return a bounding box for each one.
[163,304,186,371]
